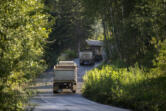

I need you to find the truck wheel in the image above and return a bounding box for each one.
[91,61,95,65]
[53,84,59,93]
[72,90,76,93]
[80,62,83,65]
[72,85,76,93]
[53,89,58,93]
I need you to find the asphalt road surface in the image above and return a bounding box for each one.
[28,59,130,111]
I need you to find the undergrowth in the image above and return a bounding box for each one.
[82,64,166,111]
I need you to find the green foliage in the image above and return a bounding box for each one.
[83,64,166,111]
[82,2,166,110]
[58,49,77,61]
[63,50,77,60]
[153,39,166,76]
[82,0,166,67]
[91,20,104,40]
[44,0,95,67]
[0,0,51,110]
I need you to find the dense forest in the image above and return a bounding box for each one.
[82,0,166,111]
[0,0,166,111]
[44,0,95,67]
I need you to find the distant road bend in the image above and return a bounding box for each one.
[29,58,130,111]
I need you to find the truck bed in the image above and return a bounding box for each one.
[54,70,76,81]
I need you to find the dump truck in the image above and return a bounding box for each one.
[93,48,103,61]
[53,61,77,93]
[79,50,95,65]
[85,39,103,61]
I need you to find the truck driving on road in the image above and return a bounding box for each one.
[85,40,103,62]
[79,50,95,65]
[53,61,77,93]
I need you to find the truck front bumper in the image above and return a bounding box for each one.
[53,82,76,89]
[80,60,94,65]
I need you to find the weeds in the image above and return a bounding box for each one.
[82,64,166,111]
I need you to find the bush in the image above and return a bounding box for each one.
[0,0,51,110]
[58,49,77,61]
[82,64,166,111]
[64,49,77,59]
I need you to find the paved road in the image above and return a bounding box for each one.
[29,59,130,111]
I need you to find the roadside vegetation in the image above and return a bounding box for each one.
[83,62,166,111]
[44,0,94,68]
[82,0,166,111]
[58,49,77,61]
[0,0,165,111]
[83,40,166,111]
[0,0,51,110]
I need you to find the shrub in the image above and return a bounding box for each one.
[82,64,166,111]
[58,49,77,61]
[0,0,51,110]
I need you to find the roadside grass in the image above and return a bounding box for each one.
[82,64,166,111]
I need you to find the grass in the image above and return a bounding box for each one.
[82,64,166,111]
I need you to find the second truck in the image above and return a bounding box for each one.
[79,50,95,65]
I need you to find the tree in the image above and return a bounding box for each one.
[0,0,51,110]
[44,0,94,67]
[82,0,166,67]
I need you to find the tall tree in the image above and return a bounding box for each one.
[82,0,166,67]
[45,0,94,67]
[0,0,51,110]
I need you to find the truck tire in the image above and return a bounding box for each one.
[53,84,59,93]
[72,85,76,93]
[72,90,76,93]
[72,87,76,93]
[90,61,95,65]
[80,62,83,65]
[53,89,58,93]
